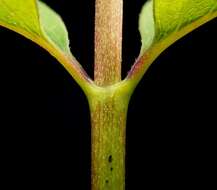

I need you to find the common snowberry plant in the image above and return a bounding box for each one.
[0,0,216,189]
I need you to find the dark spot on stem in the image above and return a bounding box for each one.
[106,180,109,184]
[108,155,112,163]
[110,167,113,171]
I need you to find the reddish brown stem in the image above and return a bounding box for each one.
[94,0,123,86]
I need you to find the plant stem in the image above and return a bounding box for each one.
[88,86,131,190]
[94,0,123,86]
[92,0,126,189]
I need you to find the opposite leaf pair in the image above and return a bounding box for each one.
[0,0,216,92]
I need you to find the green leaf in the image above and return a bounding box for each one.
[139,0,155,54]
[154,0,217,44]
[140,0,217,55]
[0,0,70,54]
[38,1,71,54]
[0,0,91,92]
[0,0,41,35]
[128,0,217,83]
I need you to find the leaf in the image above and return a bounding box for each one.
[0,0,69,54]
[139,0,155,54]
[154,0,217,44]
[128,0,217,83]
[0,0,90,91]
[37,1,71,54]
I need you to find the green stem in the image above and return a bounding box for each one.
[88,85,131,190]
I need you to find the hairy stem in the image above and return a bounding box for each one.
[94,0,123,86]
[88,86,131,190]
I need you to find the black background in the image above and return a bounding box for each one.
[0,0,216,189]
